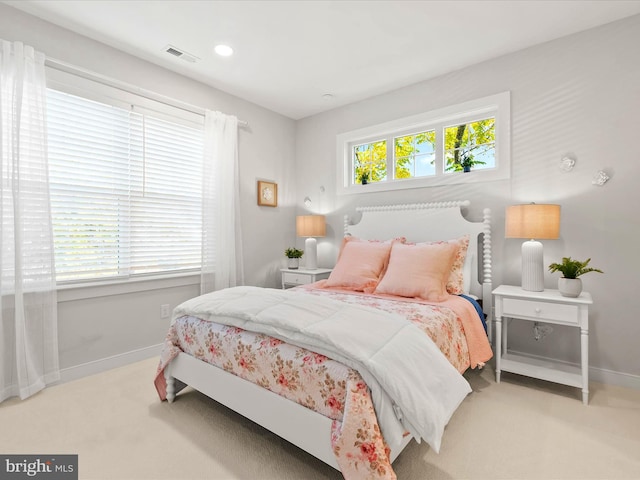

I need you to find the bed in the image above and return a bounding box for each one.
[154,200,493,479]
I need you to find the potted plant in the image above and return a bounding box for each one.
[358,171,370,185]
[548,257,603,297]
[461,157,475,173]
[285,247,304,269]
[446,152,487,173]
[460,152,487,172]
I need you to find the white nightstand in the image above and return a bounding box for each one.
[492,285,593,404]
[281,268,332,289]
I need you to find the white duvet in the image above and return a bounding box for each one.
[172,286,472,453]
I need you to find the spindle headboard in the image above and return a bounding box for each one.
[344,200,492,319]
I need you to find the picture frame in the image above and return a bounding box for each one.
[257,180,278,207]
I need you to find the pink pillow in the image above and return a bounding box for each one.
[334,236,405,260]
[374,241,458,301]
[403,235,470,295]
[325,239,394,292]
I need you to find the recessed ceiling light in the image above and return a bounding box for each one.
[214,44,234,57]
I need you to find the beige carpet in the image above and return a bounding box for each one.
[1,357,639,480]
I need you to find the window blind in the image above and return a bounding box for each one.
[46,88,203,283]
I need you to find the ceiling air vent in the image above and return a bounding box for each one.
[163,45,198,63]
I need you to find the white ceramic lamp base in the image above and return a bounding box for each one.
[521,239,544,292]
[304,237,318,270]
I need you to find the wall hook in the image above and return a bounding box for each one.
[592,170,610,186]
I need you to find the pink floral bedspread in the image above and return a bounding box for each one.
[154,288,488,479]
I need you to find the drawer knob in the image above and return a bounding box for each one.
[535,307,542,314]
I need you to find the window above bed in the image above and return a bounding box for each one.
[336,92,510,195]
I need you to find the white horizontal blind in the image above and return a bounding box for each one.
[46,88,203,283]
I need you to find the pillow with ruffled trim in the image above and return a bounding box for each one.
[374,241,458,302]
[403,235,470,295]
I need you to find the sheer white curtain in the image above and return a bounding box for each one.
[0,40,59,402]
[201,110,244,294]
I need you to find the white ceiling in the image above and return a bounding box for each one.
[6,0,640,119]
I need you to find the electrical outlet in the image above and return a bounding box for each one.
[160,304,171,318]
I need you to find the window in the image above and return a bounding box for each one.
[394,130,436,179]
[444,118,495,172]
[46,83,204,284]
[353,139,387,184]
[337,92,510,194]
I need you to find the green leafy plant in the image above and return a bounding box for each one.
[448,151,487,172]
[284,247,303,259]
[548,257,603,279]
[358,171,370,185]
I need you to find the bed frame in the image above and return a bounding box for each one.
[164,200,492,471]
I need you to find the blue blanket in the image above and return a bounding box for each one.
[459,294,487,333]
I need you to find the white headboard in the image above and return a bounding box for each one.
[344,200,492,317]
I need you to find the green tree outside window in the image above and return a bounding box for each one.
[445,118,495,172]
[353,140,387,184]
[352,117,496,184]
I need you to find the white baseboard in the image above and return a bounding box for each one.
[58,344,162,385]
[507,349,640,390]
[589,365,640,390]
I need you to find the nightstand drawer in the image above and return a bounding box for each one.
[282,272,312,286]
[502,298,579,324]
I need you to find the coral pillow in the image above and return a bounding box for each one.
[374,241,458,302]
[403,235,470,295]
[334,235,405,261]
[325,239,393,292]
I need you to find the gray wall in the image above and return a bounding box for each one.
[295,15,640,383]
[0,4,296,373]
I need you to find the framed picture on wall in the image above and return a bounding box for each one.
[257,180,278,207]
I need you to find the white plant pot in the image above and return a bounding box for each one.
[287,258,299,269]
[558,277,582,297]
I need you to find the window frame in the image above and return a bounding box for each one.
[393,128,437,180]
[336,91,510,195]
[45,68,205,286]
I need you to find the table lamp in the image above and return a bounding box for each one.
[296,215,326,270]
[505,203,560,291]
